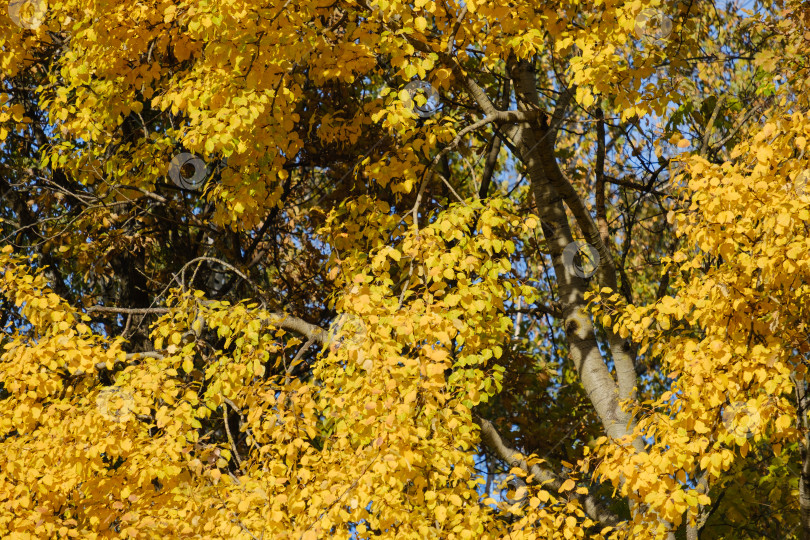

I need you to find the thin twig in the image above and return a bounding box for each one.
[223,405,243,469]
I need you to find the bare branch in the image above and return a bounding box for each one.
[86,306,169,315]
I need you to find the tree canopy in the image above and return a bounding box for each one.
[1,0,810,538]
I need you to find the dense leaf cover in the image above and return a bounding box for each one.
[1,0,810,538]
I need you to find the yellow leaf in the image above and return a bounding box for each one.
[559,479,576,492]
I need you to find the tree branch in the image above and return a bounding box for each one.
[86,304,329,345]
[478,417,621,528]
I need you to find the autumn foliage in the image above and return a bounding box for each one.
[1,0,810,538]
